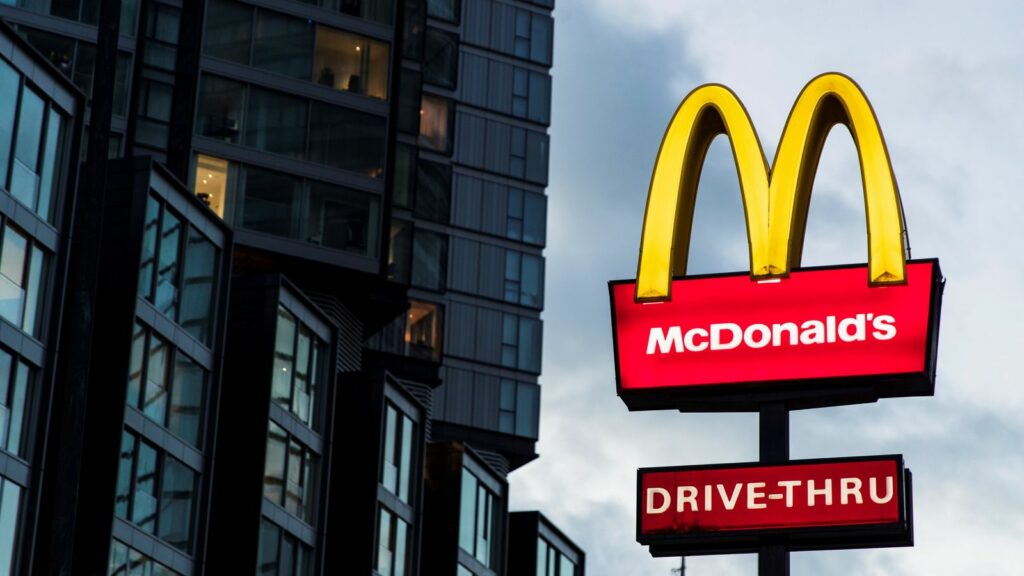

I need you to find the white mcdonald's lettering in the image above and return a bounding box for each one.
[645,313,897,355]
[645,476,895,514]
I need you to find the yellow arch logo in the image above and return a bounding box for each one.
[635,72,909,301]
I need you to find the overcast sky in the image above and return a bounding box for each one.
[507,2,1024,574]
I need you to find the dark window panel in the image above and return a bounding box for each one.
[415,159,451,223]
[388,220,412,284]
[392,143,416,208]
[308,181,380,257]
[244,87,308,159]
[204,0,253,64]
[397,69,422,135]
[252,10,314,78]
[412,229,447,291]
[423,28,459,89]
[427,0,460,22]
[197,75,245,143]
[402,0,425,60]
[308,102,386,178]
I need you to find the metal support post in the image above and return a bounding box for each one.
[759,402,790,576]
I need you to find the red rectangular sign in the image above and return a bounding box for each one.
[638,456,912,554]
[610,260,942,411]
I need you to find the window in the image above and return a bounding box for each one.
[507,188,547,245]
[137,195,221,346]
[314,27,390,100]
[513,9,553,66]
[308,102,386,177]
[426,0,460,22]
[0,222,48,336]
[262,422,318,524]
[405,300,442,361]
[419,95,451,153]
[244,87,308,159]
[114,431,197,552]
[376,506,409,576]
[0,351,30,457]
[381,403,415,503]
[127,323,207,446]
[252,9,313,78]
[499,380,539,438]
[512,68,551,124]
[423,29,458,89]
[0,60,17,192]
[0,477,22,575]
[272,307,326,430]
[108,539,180,575]
[504,251,543,308]
[414,159,451,223]
[537,538,577,576]
[502,314,542,373]
[257,518,314,576]
[412,229,447,291]
[197,75,244,143]
[459,468,497,568]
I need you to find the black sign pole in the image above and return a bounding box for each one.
[759,402,790,576]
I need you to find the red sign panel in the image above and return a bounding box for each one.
[638,456,912,553]
[610,260,942,411]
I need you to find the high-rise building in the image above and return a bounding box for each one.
[0,0,581,573]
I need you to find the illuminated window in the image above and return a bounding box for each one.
[404,300,442,361]
[194,155,231,217]
[419,95,451,153]
[315,27,390,100]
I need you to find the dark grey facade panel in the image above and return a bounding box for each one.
[446,301,478,359]
[455,110,487,166]
[486,58,513,115]
[449,236,480,293]
[461,52,489,108]
[474,306,502,365]
[472,372,500,429]
[480,179,506,235]
[484,118,511,174]
[440,366,474,423]
[489,2,516,54]
[452,173,483,229]
[462,0,492,47]
[477,242,504,300]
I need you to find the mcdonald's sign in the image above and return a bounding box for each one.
[609,73,944,411]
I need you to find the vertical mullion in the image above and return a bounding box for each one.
[5,80,24,193]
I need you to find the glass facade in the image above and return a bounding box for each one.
[192,155,382,258]
[138,194,220,345]
[127,322,207,446]
[114,430,197,553]
[458,468,497,569]
[108,539,180,575]
[0,477,22,575]
[537,537,577,576]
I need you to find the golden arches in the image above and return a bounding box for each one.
[635,73,908,302]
